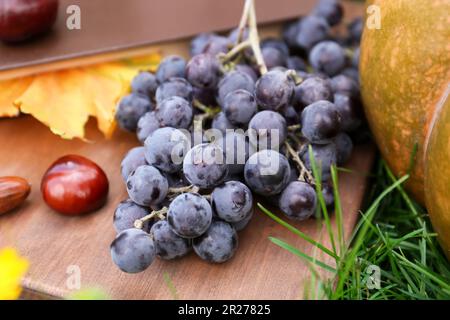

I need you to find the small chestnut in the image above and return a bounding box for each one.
[41,155,109,216]
[0,0,59,43]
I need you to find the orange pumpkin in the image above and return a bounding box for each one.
[360,0,450,258]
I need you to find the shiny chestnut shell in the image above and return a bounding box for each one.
[0,0,59,42]
[41,155,109,216]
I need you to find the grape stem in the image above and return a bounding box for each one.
[203,194,212,201]
[235,0,252,45]
[134,207,168,229]
[247,0,268,75]
[192,99,220,115]
[288,124,301,132]
[168,185,199,195]
[286,69,304,85]
[345,48,354,59]
[284,141,315,184]
[192,100,220,128]
[232,0,267,75]
[221,40,251,62]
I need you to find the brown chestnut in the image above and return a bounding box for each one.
[41,155,109,216]
[0,0,59,43]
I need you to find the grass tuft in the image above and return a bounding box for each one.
[260,158,450,300]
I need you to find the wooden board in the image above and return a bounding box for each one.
[0,116,375,300]
[0,1,363,81]
[0,0,319,77]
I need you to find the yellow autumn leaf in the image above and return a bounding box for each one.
[0,52,161,140]
[0,77,33,117]
[0,247,29,300]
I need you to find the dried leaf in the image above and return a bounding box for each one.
[0,77,33,117]
[1,52,161,140]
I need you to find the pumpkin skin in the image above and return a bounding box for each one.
[361,0,450,205]
[425,93,450,259]
[360,0,450,258]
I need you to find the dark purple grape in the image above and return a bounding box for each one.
[262,46,287,70]
[309,41,346,77]
[186,53,222,89]
[282,19,300,49]
[248,110,287,150]
[231,210,253,231]
[217,70,255,106]
[235,64,259,82]
[190,33,216,57]
[254,69,295,111]
[352,47,360,69]
[214,131,255,175]
[131,72,158,99]
[202,35,231,55]
[286,56,307,71]
[348,17,363,43]
[312,0,343,26]
[126,165,168,206]
[280,105,301,126]
[333,132,353,165]
[193,221,238,263]
[244,150,291,196]
[293,76,333,109]
[189,128,209,148]
[322,182,335,208]
[151,220,191,260]
[295,15,330,52]
[164,171,189,188]
[144,127,190,173]
[167,193,212,238]
[222,89,257,126]
[288,163,300,183]
[296,70,312,81]
[183,143,229,189]
[279,181,317,221]
[113,199,150,233]
[155,77,193,104]
[330,74,359,98]
[212,181,253,223]
[156,55,186,83]
[301,100,341,144]
[334,93,362,132]
[211,112,237,134]
[136,111,161,143]
[300,143,337,181]
[116,94,152,132]
[110,228,156,273]
[155,96,193,129]
[261,38,290,56]
[193,87,217,106]
[121,147,147,181]
[228,27,249,44]
[343,68,359,85]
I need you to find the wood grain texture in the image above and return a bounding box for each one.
[0,116,375,300]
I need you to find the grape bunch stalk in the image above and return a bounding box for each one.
[112,0,365,273]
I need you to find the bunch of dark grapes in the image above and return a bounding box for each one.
[111,0,365,273]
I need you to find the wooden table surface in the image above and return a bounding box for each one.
[0,116,375,300]
[0,2,367,300]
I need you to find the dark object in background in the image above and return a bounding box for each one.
[0,0,59,42]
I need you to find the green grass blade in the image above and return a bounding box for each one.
[258,203,338,260]
[269,237,336,273]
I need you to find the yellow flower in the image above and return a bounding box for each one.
[0,247,29,300]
